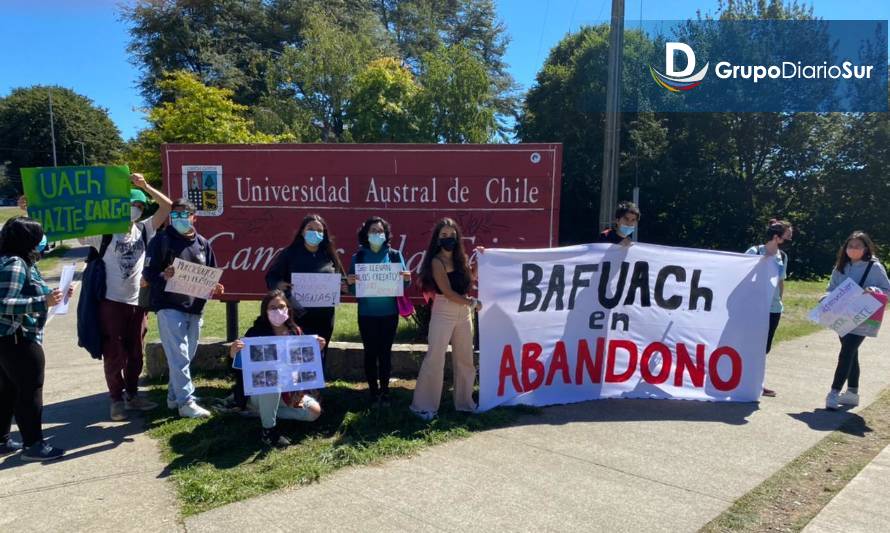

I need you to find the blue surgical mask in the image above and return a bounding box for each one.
[304,230,324,246]
[172,218,193,235]
[36,235,47,253]
[619,225,635,237]
[368,232,386,251]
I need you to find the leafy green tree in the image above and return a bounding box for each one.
[415,44,497,143]
[347,57,422,142]
[0,85,125,191]
[128,71,286,185]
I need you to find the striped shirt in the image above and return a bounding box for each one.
[0,255,50,344]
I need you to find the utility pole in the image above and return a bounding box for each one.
[48,89,58,167]
[74,140,86,165]
[598,0,625,231]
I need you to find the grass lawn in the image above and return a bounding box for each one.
[0,206,21,225]
[37,244,71,274]
[147,300,419,343]
[144,378,531,516]
[771,278,827,345]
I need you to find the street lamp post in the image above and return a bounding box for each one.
[598,0,625,231]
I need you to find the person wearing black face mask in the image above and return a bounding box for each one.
[745,218,793,398]
[410,218,481,421]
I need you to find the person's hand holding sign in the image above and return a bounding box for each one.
[229,339,245,359]
[46,288,64,307]
[316,335,326,351]
[163,265,175,281]
[212,283,225,298]
[347,274,356,285]
[401,271,411,282]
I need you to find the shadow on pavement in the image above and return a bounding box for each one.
[788,408,872,437]
[0,392,147,469]
[512,397,760,426]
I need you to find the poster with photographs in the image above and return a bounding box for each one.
[239,335,325,396]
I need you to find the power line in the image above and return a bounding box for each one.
[536,0,551,63]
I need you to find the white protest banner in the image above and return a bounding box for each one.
[808,278,884,337]
[355,263,404,298]
[165,258,223,299]
[50,264,76,316]
[477,243,779,411]
[291,273,342,307]
[239,335,325,396]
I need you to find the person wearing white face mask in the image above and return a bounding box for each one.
[346,217,411,408]
[823,231,890,410]
[598,201,640,246]
[78,173,172,422]
[229,290,324,447]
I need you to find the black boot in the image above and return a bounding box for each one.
[260,427,291,448]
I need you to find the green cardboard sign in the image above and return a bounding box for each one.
[21,165,131,241]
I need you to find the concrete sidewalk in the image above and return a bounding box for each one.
[185,328,890,532]
[803,444,890,532]
[0,256,182,532]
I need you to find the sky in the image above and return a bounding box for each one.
[1,0,888,141]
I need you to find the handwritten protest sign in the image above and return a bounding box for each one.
[49,264,77,316]
[21,165,131,241]
[165,258,223,299]
[355,263,404,298]
[291,273,341,307]
[808,278,885,337]
[235,335,325,395]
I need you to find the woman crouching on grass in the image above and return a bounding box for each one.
[823,232,890,410]
[229,290,323,447]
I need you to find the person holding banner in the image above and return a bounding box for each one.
[410,218,481,421]
[229,290,323,447]
[824,232,890,410]
[745,218,793,398]
[597,201,640,245]
[144,199,224,419]
[0,217,71,461]
[79,173,172,421]
[346,217,411,407]
[266,214,346,371]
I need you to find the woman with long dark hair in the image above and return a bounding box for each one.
[266,214,345,371]
[0,216,67,461]
[230,289,324,447]
[823,232,890,410]
[410,218,481,420]
[346,216,411,407]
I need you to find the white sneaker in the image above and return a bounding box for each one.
[178,401,211,419]
[838,390,860,406]
[825,390,840,410]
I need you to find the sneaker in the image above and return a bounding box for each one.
[1,437,22,454]
[825,390,840,410]
[20,441,64,462]
[409,406,436,421]
[838,390,860,406]
[260,427,291,448]
[110,401,128,421]
[178,401,211,419]
[125,395,158,411]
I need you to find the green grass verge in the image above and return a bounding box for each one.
[147,301,419,343]
[144,378,531,516]
[0,206,22,225]
[701,388,890,531]
[37,245,72,274]
[771,279,827,345]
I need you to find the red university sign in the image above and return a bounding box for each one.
[161,143,562,301]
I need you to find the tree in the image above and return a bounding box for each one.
[347,57,422,142]
[127,71,285,185]
[0,86,125,192]
[414,44,497,143]
[269,10,391,142]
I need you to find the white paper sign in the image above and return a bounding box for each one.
[355,263,404,297]
[477,243,780,411]
[808,278,883,336]
[291,273,342,307]
[50,264,77,316]
[165,258,223,299]
[239,335,325,396]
